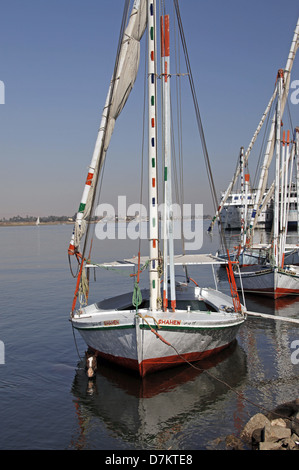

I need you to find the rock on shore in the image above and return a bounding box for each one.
[227,399,299,450]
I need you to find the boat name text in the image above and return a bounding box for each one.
[104,320,120,326]
[158,319,182,326]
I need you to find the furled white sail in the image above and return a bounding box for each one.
[69,0,147,255]
[247,18,299,236]
[208,17,299,234]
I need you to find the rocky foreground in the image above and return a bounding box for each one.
[224,399,299,450]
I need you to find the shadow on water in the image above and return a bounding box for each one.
[70,341,247,450]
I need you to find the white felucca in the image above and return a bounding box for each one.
[214,18,299,274]
[68,0,245,377]
[234,69,299,299]
[209,18,299,236]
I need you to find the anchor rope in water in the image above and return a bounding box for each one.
[71,323,84,361]
[139,315,299,426]
[72,261,298,422]
[71,306,299,426]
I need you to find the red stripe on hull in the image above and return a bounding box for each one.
[241,286,299,300]
[90,342,233,377]
[275,288,299,300]
[93,350,139,373]
[139,342,232,377]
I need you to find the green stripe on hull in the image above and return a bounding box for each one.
[73,321,242,333]
[72,324,135,331]
[139,323,242,332]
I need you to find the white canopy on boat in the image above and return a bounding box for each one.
[86,253,228,268]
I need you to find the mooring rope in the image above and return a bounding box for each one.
[141,317,299,426]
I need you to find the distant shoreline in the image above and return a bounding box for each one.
[0,216,212,227]
[0,221,75,227]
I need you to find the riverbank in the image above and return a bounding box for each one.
[0,221,74,227]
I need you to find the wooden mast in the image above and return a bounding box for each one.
[273,69,283,268]
[148,0,160,311]
[161,13,176,311]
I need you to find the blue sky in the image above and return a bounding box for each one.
[0,0,299,219]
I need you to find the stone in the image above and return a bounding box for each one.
[263,422,291,442]
[251,428,263,449]
[270,418,287,427]
[241,413,271,443]
[225,434,244,450]
[266,399,299,421]
[281,437,298,450]
[290,413,299,436]
[259,441,284,451]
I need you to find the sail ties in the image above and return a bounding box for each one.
[132,282,143,311]
[225,250,243,314]
[71,255,85,314]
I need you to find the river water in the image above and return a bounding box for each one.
[0,221,298,451]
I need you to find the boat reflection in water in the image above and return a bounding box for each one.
[245,292,299,315]
[71,341,247,449]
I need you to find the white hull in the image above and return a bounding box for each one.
[71,285,245,377]
[218,249,268,267]
[218,247,299,267]
[284,249,299,265]
[219,198,273,230]
[287,210,299,230]
[235,265,299,299]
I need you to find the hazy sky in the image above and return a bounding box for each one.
[0,0,299,219]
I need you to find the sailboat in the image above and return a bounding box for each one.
[214,18,299,271]
[234,69,299,299]
[68,0,245,378]
[209,17,299,236]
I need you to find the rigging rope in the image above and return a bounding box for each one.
[140,316,299,427]
[173,0,228,256]
[173,0,218,213]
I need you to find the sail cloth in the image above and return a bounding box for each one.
[72,0,147,252]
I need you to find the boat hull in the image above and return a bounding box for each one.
[218,248,299,268]
[235,265,299,299]
[219,201,273,230]
[71,288,245,377]
[135,315,243,376]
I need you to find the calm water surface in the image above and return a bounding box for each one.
[0,222,298,450]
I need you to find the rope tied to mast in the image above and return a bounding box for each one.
[132,281,143,311]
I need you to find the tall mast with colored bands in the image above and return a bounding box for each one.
[148,0,160,311]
